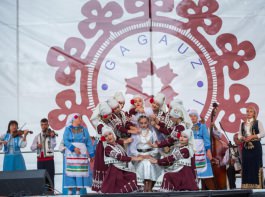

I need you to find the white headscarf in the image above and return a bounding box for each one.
[188,109,199,118]
[181,128,195,157]
[66,113,81,126]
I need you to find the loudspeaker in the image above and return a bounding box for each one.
[0,169,53,196]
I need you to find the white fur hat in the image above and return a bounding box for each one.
[181,128,195,157]
[99,102,112,116]
[102,125,116,141]
[107,98,119,109]
[169,107,184,119]
[152,93,165,106]
[169,99,183,109]
[114,91,125,103]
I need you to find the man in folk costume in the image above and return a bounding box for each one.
[189,109,216,190]
[63,113,95,195]
[150,129,198,191]
[107,98,139,140]
[101,125,141,193]
[31,118,56,189]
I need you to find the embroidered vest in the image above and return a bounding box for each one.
[3,133,21,153]
[37,133,54,157]
[241,120,259,136]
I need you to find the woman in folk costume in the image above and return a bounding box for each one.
[90,102,113,191]
[0,120,29,171]
[149,93,168,141]
[128,94,153,125]
[189,109,215,190]
[149,129,198,191]
[156,99,192,137]
[114,91,126,110]
[163,99,184,135]
[150,106,191,148]
[59,139,87,195]
[63,113,95,195]
[107,98,139,139]
[128,115,162,192]
[238,106,265,189]
[150,106,197,179]
[101,126,142,193]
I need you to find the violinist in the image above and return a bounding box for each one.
[0,120,29,171]
[30,118,56,189]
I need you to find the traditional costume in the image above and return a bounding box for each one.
[1,133,26,171]
[107,98,133,139]
[31,129,56,187]
[63,113,95,191]
[154,129,198,191]
[150,93,167,141]
[238,117,265,189]
[90,102,113,191]
[189,110,214,180]
[128,126,162,184]
[101,126,139,193]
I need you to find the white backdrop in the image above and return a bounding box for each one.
[1,0,265,192]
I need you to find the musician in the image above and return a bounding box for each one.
[220,133,242,189]
[238,106,265,189]
[31,118,56,189]
[189,110,216,190]
[0,120,29,171]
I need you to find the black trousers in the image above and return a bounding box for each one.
[227,165,236,189]
[37,159,55,189]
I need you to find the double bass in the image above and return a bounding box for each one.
[209,103,228,190]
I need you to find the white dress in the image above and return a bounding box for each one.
[128,128,162,183]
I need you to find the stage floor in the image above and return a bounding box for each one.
[81,189,265,197]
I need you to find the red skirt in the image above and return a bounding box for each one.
[92,141,108,192]
[101,165,139,193]
[160,166,198,191]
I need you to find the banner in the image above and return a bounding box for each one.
[0,0,265,152]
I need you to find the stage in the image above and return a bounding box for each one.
[82,190,265,197]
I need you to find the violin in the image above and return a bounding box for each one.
[12,130,33,138]
[43,128,58,138]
